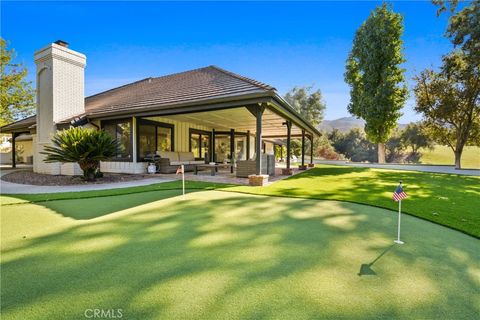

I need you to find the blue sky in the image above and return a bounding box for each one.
[2,1,454,122]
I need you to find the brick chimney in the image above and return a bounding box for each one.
[33,41,86,174]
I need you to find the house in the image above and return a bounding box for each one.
[0,41,319,178]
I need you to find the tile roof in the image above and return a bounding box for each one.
[84,65,276,117]
[0,66,320,135]
[0,115,36,133]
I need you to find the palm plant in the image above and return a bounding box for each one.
[41,127,118,181]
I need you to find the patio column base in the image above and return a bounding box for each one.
[282,168,294,175]
[248,174,269,186]
[298,165,307,170]
[308,163,315,168]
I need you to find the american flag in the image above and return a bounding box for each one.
[176,166,183,175]
[393,184,407,202]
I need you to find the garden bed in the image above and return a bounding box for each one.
[1,170,151,186]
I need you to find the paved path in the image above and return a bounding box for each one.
[315,160,480,176]
[0,169,174,194]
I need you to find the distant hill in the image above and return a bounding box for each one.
[318,117,408,132]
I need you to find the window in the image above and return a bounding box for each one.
[138,124,156,160]
[137,119,174,161]
[102,119,132,161]
[157,126,172,152]
[190,133,200,158]
[235,135,247,160]
[189,130,210,160]
[214,134,231,163]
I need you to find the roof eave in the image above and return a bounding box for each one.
[79,91,275,121]
[0,116,37,134]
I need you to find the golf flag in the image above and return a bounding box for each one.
[392,184,407,202]
[176,165,185,197]
[393,181,406,244]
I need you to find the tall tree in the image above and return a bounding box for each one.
[344,3,408,163]
[434,0,479,62]
[0,38,35,127]
[413,51,479,169]
[413,1,480,169]
[284,86,326,127]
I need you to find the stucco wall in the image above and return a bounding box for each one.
[100,161,146,174]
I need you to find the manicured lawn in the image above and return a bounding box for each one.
[4,165,479,237]
[0,180,231,205]
[229,165,480,238]
[420,145,480,169]
[1,190,479,319]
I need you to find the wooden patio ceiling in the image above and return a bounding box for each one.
[162,106,305,136]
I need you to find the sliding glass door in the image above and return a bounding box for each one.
[189,130,211,161]
[214,134,230,163]
[235,135,247,161]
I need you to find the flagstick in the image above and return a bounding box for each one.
[394,199,404,244]
[181,164,185,199]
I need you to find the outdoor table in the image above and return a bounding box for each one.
[194,163,232,176]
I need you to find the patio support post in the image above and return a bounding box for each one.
[211,129,215,162]
[310,135,314,165]
[255,104,265,175]
[230,128,235,173]
[246,130,250,160]
[299,129,307,170]
[11,132,18,168]
[286,121,292,170]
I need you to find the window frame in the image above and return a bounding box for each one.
[101,118,134,162]
[189,128,211,161]
[136,118,175,162]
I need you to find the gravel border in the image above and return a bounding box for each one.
[1,170,153,186]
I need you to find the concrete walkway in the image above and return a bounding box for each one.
[0,169,174,194]
[315,160,480,176]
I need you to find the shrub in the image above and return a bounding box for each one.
[41,127,118,181]
[329,128,377,162]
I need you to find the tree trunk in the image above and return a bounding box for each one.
[377,143,386,164]
[79,160,100,181]
[454,150,462,170]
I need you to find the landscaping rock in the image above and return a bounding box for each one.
[1,170,151,186]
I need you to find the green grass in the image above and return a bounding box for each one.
[228,165,480,238]
[420,145,480,169]
[1,190,479,319]
[3,165,479,237]
[0,180,232,205]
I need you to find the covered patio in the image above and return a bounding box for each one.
[137,102,317,175]
[86,100,318,186]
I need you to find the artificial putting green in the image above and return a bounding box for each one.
[1,190,479,319]
[3,165,479,237]
[229,165,480,238]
